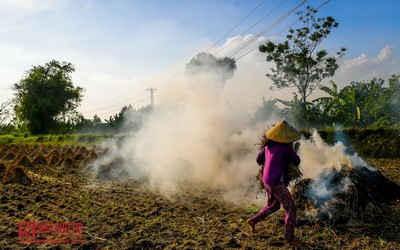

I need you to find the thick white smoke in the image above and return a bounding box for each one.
[93,71,277,205]
[298,129,368,179]
[297,129,373,204]
[92,69,374,207]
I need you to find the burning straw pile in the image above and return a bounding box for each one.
[255,124,400,227]
[292,163,400,225]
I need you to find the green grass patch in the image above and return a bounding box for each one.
[247,203,259,215]
[301,128,400,158]
[0,133,116,146]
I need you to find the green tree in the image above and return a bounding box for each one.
[252,97,281,124]
[74,114,105,133]
[185,52,237,84]
[362,75,400,127]
[259,6,346,104]
[317,80,380,127]
[315,76,400,128]
[13,60,84,134]
[105,105,131,128]
[0,100,12,126]
[314,80,340,123]
[361,78,388,126]
[105,104,152,131]
[336,82,368,126]
[93,114,102,126]
[0,100,16,134]
[279,94,324,129]
[387,74,400,125]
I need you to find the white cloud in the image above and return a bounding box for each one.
[342,53,370,67]
[342,45,394,69]
[330,45,398,87]
[374,45,393,63]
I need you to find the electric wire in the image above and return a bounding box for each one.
[137,2,274,92]
[213,0,289,57]
[206,0,268,52]
[91,96,150,117]
[80,90,147,114]
[80,91,150,119]
[224,0,308,59]
[234,19,298,60]
[233,0,333,61]
[82,0,333,118]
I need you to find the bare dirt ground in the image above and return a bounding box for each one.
[0,144,399,249]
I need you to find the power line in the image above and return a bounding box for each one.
[213,0,289,57]
[82,0,334,118]
[123,1,304,98]
[91,96,151,117]
[81,90,146,113]
[206,0,268,52]
[81,93,150,117]
[316,0,333,11]
[233,0,333,61]
[147,1,306,92]
[225,0,308,59]
[234,19,298,60]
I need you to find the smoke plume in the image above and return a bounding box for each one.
[92,69,374,207]
[297,129,374,206]
[92,69,277,205]
[298,129,368,180]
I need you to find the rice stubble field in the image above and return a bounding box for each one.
[0,143,399,249]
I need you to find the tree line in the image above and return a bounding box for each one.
[0,6,398,135]
[254,75,400,129]
[0,60,153,135]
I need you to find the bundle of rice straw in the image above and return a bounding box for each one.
[287,163,303,185]
[255,133,268,195]
[287,142,303,185]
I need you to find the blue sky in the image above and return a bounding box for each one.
[0,0,399,119]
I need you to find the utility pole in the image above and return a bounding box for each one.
[146,87,156,110]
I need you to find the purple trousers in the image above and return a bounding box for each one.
[250,182,296,242]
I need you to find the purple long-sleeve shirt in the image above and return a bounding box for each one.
[256,143,300,185]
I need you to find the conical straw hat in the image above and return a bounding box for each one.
[266,120,301,143]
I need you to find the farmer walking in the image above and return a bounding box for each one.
[247,120,302,246]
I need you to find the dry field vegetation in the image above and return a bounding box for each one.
[0,143,399,249]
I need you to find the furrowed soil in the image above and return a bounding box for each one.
[0,144,399,249]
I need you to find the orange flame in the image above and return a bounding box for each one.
[347,159,352,171]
